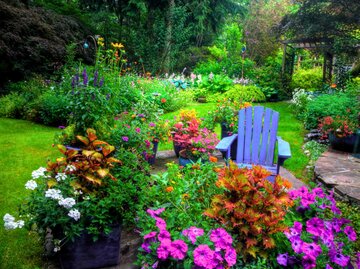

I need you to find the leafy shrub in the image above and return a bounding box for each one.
[337,202,360,251]
[198,74,233,94]
[291,68,323,91]
[38,91,71,126]
[224,85,266,102]
[260,86,279,101]
[205,163,293,259]
[304,92,358,129]
[303,141,328,162]
[290,88,314,120]
[0,92,27,118]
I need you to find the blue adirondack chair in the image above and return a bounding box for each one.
[215,106,291,181]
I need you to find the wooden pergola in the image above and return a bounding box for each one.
[281,38,334,89]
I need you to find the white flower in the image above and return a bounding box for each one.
[53,247,61,252]
[3,213,15,223]
[31,167,47,179]
[68,209,81,221]
[25,180,37,190]
[58,198,76,209]
[65,165,76,172]
[3,214,24,230]
[45,189,63,200]
[55,173,67,182]
[73,190,83,196]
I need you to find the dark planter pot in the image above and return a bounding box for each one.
[329,132,357,153]
[179,156,194,167]
[59,224,121,269]
[173,142,185,158]
[220,122,237,160]
[147,140,159,165]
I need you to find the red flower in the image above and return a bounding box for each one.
[161,98,166,103]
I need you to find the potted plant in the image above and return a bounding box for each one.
[4,129,126,269]
[318,115,359,152]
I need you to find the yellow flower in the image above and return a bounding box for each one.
[182,193,190,199]
[111,42,124,49]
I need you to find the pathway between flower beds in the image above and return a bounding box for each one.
[315,149,360,205]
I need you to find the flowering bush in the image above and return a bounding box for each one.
[137,208,237,269]
[318,115,358,139]
[3,129,127,252]
[205,162,293,259]
[171,110,219,161]
[204,99,251,134]
[275,186,360,269]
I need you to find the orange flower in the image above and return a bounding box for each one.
[209,156,218,163]
[182,193,190,199]
[165,186,174,192]
[330,83,337,88]
[161,98,167,103]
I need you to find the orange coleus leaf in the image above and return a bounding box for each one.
[86,128,97,142]
[246,246,259,258]
[84,174,102,185]
[57,144,67,154]
[224,200,236,213]
[246,237,258,249]
[92,140,109,147]
[97,168,109,178]
[262,236,275,249]
[76,135,89,146]
[240,224,250,235]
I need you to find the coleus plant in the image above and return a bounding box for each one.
[48,128,121,193]
[205,162,293,259]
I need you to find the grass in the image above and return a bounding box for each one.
[0,118,58,268]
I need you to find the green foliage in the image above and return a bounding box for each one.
[337,202,360,251]
[38,91,70,126]
[304,92,358,129]
[291,67,323,91]
[0,92,27,118]
[303,141,328,162]
[290,88,314,121]
[224,85,266,102]
[198,74,233,94]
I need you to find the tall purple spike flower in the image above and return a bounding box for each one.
[99,77,104,87]
[82,68,88,86]
[71,77,76,88]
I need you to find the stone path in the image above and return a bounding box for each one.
[315,149,360,205]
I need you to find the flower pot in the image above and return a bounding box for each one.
[220,123,237,160]
[147,140,159,165]
[59,224,121,269]
[179,156,194,167]
[173,142,185,158]
[328,132,357,153]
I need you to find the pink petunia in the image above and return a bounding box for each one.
[182,226,204,244]
[302,242,322,258]
[170,240,188,260]
[344,226,357,241]
[210,228,233,250]
[146,208,165,218]
[157,239,173,260]
[155,217,167,231]
[224,247,237,266]
[158,230,171,242]
[193,245,215,268]
[306,217,325,237]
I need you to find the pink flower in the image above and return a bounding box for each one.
[158,230,171,242]
[149,122,156,127]
[157,239,172,260]
[170,240,188,260]
[302,242,322,258]
[193,245,215,268]
[155,217,166,231]
[344,226,357,241]
[290,236,303,254]
[210,228,233,250]
[122,136,129,142]
[141,231,157,253]
[182,226,204,244]
[302,255,316,269]
[224,247,237,266]
[146,208,165,218]
[312,187,325,198]
[329,250,350,267]
[135,127,141,133]
[306,217,325,237]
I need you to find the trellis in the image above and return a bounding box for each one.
[281,38,334,90]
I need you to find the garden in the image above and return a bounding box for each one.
[0,0,360,268]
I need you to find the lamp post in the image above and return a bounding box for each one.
[241,45,246,79]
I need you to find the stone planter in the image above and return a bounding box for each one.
[59,224,121,269]
[147,139,159,165]
[328,132,357,153]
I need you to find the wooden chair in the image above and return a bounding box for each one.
[215,106,291,181]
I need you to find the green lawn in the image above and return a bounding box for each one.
[0,119,58,268]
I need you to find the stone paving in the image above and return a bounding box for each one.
[314,149,360,205]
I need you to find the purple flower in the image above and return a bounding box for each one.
[344,226,357,241]
[122,136,129,142]
[149,122,156,127]
[135,127,141,133]
[182,226,204,244]
[356,252,360,268]
[301,192,316,207]
[302,242,322,258]
[155,217,166,231]
[146,208,165,218]
[71,77,76,88]
[82,68,88,85]
[141,231,157,253]
[209,228,233,250]
[302,255,316,269]
[170,240,188,260]
[58,125,66,129]
[224,247,237,266]
[285,221,302,239]
[99,77,104,87]
[331,204,341,215]
[320,229,334,248]
[325,265,333,269]
[306,217,325,237]
[138,113,145,118]
[277,253,288,266]
[158,230,171,242]
[329,251,350,267]
[157,239,172,260]
[331,218,350,233]
[290,236,303,254]
[312,187,325,198]
[193,245,214,268]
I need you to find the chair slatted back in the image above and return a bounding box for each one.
[236,106,279,166]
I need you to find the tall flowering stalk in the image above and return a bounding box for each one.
[137,208,237,269]
[276,186,360,269]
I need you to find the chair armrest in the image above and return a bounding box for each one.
[277,136,291,160]
[216,134,237,152]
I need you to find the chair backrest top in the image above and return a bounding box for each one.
[236,106,279,166]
